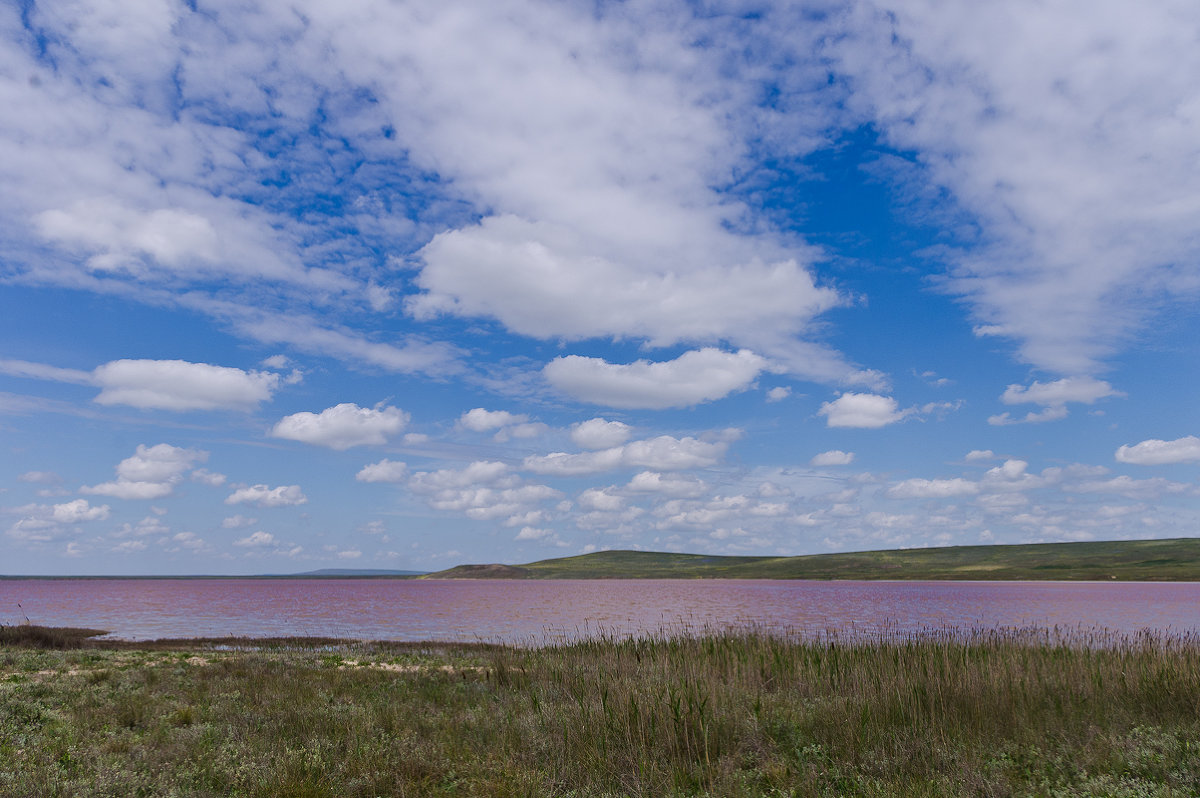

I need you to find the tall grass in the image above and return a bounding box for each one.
[3,626,1200,796]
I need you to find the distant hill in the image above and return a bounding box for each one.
[288,568,426,577]
[425,538,1200,581]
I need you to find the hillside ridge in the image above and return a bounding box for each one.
[424,538,1200,581]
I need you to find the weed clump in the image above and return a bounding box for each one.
[0,624,107,649]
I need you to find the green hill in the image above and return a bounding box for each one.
[427,538,1200,581]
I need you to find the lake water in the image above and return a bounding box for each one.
[3,579,1199,644]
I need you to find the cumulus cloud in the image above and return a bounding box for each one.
[225,485,308,508]
[51,498,112,523]
[570,418,633,450]
[765,386,791,402]
[403,462,564,525]
[112,516,169,538]
[818,393,908,428]
[545,348,766,410]
[459,408,529,432]
[233,531,276,547]
[82,443,207,500]
[1,357,293,412]
[987,406,1070,426]
[6,499,110,542]
[1067,476,1192,500]
[93,359,286,411]
[416,482,562,523]
[515,526,555,541]
[1001,377,1121,407]
[408,461,513,492]
[271,403,409,449]
[413,216,848,375]
[524,435,728,476]
[625,471,708,498]
[887,478,980,499]
[577,487,625,512]
[1115,436,1200,465]
[965,450,996,462]
[171,531,206,551]
[356,459,409,483]
[810,450,855,466]
[190,469,226,486]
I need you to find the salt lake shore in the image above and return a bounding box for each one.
[3,625,1200,796]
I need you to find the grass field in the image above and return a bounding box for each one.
[3,624,1200,796]
[429,538,1200,582]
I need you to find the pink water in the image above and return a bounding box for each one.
[2,579,1199,643]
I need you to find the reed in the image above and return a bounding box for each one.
[3,625,1199,796]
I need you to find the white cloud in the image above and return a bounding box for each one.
[414,217,848,376]
[987,406,1070,426]
[92,359,285,411]
[230,310,461,376]
[7,499,111,542]
[233,531,276,547]
[261,355,292,370]
[82,443,207,500]
[577,488,625,512]
[271,403,409,450]
[0,359,92,385]
[818,393,908,428]
[18,471,61,484]
[832,3,1200,375]
[408,461,513,492]
[51,498,111,523]
[225,484,308,508]
[524,435,728,476]
[965,449,996,462]
[356,459,409,483]
[82,481,176,500]
[459,408,529,432]
[172,531,206,550]
[420,484,562,522]
[625,471,708,498]
[1115,436,1200,465]
[544,348,766,409]
[221,515,257,529]
[810,450,855,467]
[570,418,633,450]
[112,516,169,538]
[113,444,198,483]
[1001,377,1120,406]
[765,386,791,402]
[190,469,226,486]
[502,422,548,440]
[1067,476,1192,500]
[515,526,554,541]
[113,540,148,554]
[887,478,980,499]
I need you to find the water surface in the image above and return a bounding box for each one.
[2,579,1198,643]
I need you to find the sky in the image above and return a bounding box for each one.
[2,0,1199,575]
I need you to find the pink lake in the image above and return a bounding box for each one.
[2,579,1199,643]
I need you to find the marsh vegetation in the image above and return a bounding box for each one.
[3,625,1200,796]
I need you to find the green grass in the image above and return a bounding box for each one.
[428,538,1200,581]
[4,626,1200,796]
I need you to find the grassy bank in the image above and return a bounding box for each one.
[430,538,1200,581]
[4,626,1200,796]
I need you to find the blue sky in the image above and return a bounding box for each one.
[2,0,1199,575]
